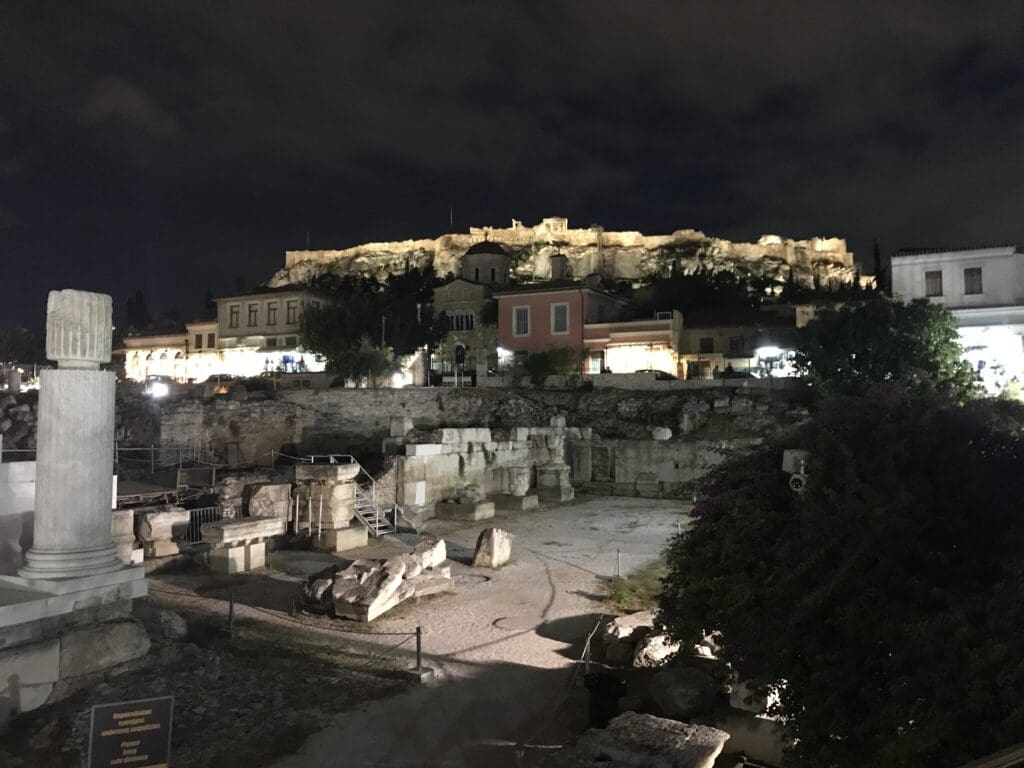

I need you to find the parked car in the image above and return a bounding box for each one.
[634,369,678,381]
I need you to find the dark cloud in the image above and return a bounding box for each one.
[2,2,1024,325]
[80,75,182,139]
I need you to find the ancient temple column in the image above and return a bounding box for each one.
[19,290,122,580]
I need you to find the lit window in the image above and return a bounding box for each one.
[229,305,240,328]
[925,270,943,297]
[513,306,530,336]
[964,267,983,295]
[248,303,258,326]
[267,302,278,325]
[552,303,569,334]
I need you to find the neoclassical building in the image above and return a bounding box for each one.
[121,288,327,383]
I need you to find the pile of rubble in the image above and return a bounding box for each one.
[543,711,729,768]
[0,393,37,451]
[301,535,452,621]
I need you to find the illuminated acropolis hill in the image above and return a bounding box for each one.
[271,217,857,288]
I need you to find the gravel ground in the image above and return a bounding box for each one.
[1,493,686,768]
[271,493,689,768]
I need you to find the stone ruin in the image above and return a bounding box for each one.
[301,535,451,622]
[390,415,575,528]
[0,290,148,730]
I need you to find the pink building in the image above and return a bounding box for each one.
[494,283,683,375]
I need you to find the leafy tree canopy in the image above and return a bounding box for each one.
[0,326,45,365]
[643,265,763,314]
[299,267,444,382]
[795,298,976,399]
[660,391,1024,767]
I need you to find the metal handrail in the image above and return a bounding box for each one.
[294,452,402,535]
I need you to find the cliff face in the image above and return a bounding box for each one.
[267,218,857,288]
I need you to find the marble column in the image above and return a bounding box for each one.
[19,290,122,580]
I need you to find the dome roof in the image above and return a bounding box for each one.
[464,241,508,257]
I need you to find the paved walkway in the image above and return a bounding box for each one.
[269,494,688,768]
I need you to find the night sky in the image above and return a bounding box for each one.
[3,3,1024,327]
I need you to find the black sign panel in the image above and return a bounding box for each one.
[88,696,174,768]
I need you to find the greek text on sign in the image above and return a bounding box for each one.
[88,696,174,768]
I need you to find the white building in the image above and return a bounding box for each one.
[122,288,327,383]
[891,246,1024,392]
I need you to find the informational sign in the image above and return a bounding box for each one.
[88,696,174,768]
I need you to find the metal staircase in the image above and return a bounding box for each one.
[299,453,401,537]
[354,482,399,537]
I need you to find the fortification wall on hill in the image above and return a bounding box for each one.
[272,218,856,289]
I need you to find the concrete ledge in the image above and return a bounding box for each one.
[0,568,147,629]
[433,501,495,522]
[315,526,369,553]
[210,541,266,574]
[202,516,285,546]
[491,494,539,513]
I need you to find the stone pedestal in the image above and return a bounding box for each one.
[315,525,368,553]
[110,509,136,565]
[20,291,122,581]
[136,507,190,559]
[492,493,539,513]
[537,464,574,502]
[507,467,532,497]
[434,500,495,521]
[211,542,266,574]
[202,516,284,574]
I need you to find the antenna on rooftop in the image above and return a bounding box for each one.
[449,204,454,230]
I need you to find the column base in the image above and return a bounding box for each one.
[19,543,123,581]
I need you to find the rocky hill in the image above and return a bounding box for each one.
[268,217,859,289]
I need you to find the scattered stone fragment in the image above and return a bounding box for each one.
[631,633,680,668]
[472,527,513,569]
[411,535,446,570]
[545,711,729,768]
[649,665,719,720]
[299,536,451,622]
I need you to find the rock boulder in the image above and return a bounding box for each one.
[649,665,719,720]
[472,527,513,569]
[547,711,728,768]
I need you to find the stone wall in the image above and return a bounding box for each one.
[136,386,808,502]
[149,385,808,462]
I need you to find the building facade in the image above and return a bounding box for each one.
[494,283,684,375]
[121,288,327,384]
[892,246,1024,392]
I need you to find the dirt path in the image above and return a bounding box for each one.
[267,494,689,768]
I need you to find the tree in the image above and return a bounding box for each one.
[330,335,400,387]
[794,298,976,399]
[660,391,1024,767]
[299,268,444,383]
[645,265,761,314]
[124,289,152,330]
[0,326,45,364]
